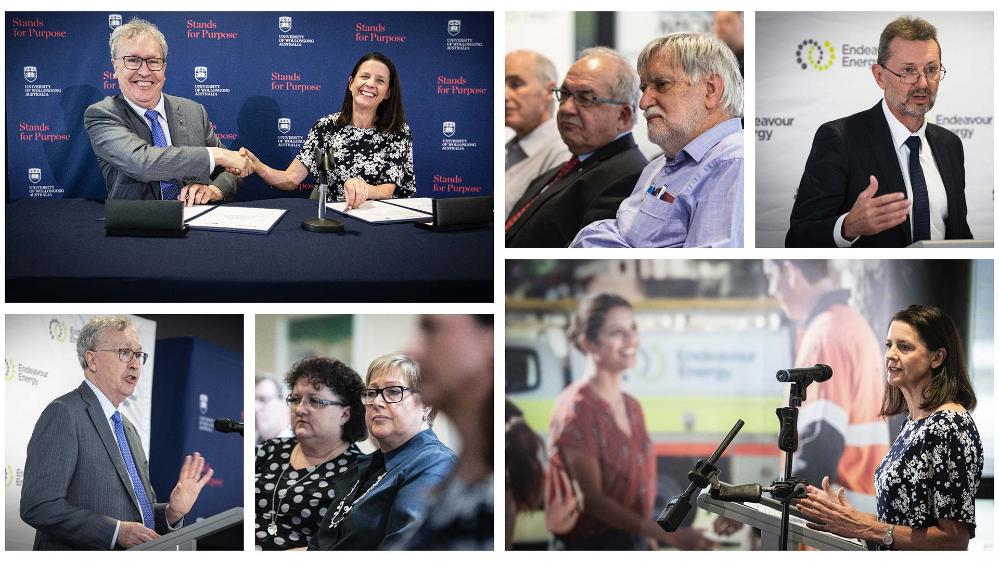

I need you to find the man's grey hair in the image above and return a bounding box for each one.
[577,46,640,115]
[255,373,288,398]
[637,32,744,118]
[110,17,168,60]
[77,315,139,369]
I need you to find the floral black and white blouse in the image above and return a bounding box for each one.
[873,410,982,549]
[296,112,416,201]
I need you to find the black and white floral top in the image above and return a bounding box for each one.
[873,410,982,549]
[255,438,362,550]
[296,112,416,201]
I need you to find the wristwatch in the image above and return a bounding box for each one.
[882,523,895,548]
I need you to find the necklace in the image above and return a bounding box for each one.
[266,442,347,536]
[327,471,387,529]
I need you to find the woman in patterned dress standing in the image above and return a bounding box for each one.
[798,304,983,550]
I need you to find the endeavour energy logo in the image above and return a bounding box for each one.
[795,38,835,71]
[48,318,68,342]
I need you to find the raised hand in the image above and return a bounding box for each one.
[165,452,214,525]
[841,176,910,240]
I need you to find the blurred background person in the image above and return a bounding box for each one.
[505,400,583,550]
[400,315,494,549]
[712,11,744,76]
[255,373,292,445]
[506,51,572,219]
[244,52,415,208]
[254,357,366,550]
[799,304,982,550]
[763,260,888,509]
[549,293,715,550]
[309,354,455,550]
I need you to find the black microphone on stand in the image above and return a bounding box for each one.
[213,418,244,436]
[776,364,832,384]
[302,146,344,233]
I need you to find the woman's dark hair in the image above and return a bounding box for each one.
[505,400,544,510]
[566,292,633,352]
[285,357,368,443]
[334,52,407,134]
[880,304,977,416]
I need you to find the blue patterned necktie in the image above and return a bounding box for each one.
[904,135,931,242]
[143,109,180,201]
[111,411,155,530]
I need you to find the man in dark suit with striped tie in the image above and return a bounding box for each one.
[505,47,648,248]
[20,316,213,550]
[786,16,972,248]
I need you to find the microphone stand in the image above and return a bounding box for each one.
[773,377,809,551]
[658,419,744,532]
[302,147,344,233]
[656,417,812,550]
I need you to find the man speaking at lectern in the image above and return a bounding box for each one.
[786,16,972,248]
[20,316,213,550]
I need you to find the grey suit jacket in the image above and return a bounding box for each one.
[84,93,239,200]
[20,382,176,550]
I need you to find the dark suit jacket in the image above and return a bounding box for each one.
[786,101,971,247]
[505,133,648,248]
[84,93,239,200]
[20,382,175,550]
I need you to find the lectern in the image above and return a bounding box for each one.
[130,507,243,551]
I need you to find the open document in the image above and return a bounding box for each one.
[185,206,287,234]
[327,199,433,224]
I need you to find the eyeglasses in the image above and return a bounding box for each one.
[93,348,149,365]
[116,56,166,71]
[552,87,629,109]
[880,64,946,84]
[361,386,414,405]
[286,394,348,408]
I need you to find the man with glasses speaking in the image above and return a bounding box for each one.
[505,47,648,248]
[786,16,972,247]
[85,18,250,204]
[20,316,213,549]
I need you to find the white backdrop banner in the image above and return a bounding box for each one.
[4,314,157,551]
[756,11,994,247]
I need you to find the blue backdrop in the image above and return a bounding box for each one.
[149,337,243,522]
[6,11,493,201]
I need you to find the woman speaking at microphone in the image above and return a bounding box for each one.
[243,52,415,208]
[798,304,983,550]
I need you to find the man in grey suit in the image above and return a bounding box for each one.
[20,316,213,550]
[84,18,250,204]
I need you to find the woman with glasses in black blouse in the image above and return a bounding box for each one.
[254,357,366,550]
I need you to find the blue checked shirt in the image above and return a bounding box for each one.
[571,117,744,248]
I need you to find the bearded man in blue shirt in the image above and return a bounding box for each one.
[572,32,744,248]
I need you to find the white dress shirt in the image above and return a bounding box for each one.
[504,118,571,218]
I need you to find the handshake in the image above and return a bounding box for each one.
[209,146,260,179]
